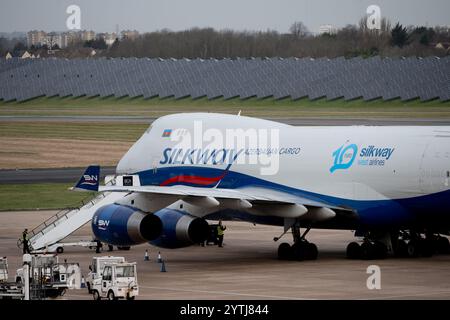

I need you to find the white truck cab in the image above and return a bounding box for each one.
[86,256,125,294]
[91,262,138,300]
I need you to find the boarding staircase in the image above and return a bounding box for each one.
[28,178,125,251]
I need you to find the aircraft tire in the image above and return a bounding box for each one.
[419,239,433,257]
[277,242,292,260]
[394,239,408,257]
[373,241,388,259]
[407,240,420,257]
[346,242,361,259]
[291,242,307,261]
[306,243,318,260]
[436,236,450,254]
[361,242,376,260]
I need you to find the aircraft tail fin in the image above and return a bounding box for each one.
[73,165,100,192]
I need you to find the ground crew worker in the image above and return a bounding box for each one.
[22,228,30,254]
[217,220,226,247]
[95,240,102,253]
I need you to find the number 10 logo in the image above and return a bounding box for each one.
[330,143,358,173]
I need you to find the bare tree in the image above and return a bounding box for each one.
[289,21,309,39]
[46,33,59,51]
[49,22,450,59]
[380,17,391,34]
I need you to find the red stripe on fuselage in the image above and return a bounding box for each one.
[159,172,228,186]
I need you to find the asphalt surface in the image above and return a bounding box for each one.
[2,115,450,126]
[0,167,116,184]
[1,210,450,300]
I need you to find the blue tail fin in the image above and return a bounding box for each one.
[74,165,100,191]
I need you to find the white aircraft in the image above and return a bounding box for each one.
[75,113,450,260]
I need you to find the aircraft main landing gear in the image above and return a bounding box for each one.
[346,240,387,260]
[346,231,389,260]
[346,230,450,260]
[277,222,318,261]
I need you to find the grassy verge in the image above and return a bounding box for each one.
[0,183,94,211]
[0,96,449,118]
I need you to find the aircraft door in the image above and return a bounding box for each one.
[151,156,159,174]
[419,139,450,194]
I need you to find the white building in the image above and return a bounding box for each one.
[121,30,139,40]
[318,24,337,35]
[27,30,47,47]
[61,32,82,48]
[81,30,96,42]
[97,33,118,46]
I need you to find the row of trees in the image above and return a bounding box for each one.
[1,20,449,59]
[106,21,449,58]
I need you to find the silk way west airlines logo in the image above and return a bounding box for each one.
[81,174,98,186]
[97,219,110,231]
[330,143,358,173]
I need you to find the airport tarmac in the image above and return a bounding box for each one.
[0,167,116,184]
[1,210,449,300]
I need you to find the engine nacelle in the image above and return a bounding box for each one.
[150,209,210,249]
[92,204,162,246]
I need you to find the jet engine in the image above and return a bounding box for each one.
[92,204,162,246]
[150,208,210,248]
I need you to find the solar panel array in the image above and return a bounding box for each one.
[0,56,449,102]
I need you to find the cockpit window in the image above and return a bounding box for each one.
[145,124,153,134]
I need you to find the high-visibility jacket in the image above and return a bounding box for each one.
[217,225,225,236]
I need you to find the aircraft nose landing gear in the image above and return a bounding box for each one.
[276,221,318,261]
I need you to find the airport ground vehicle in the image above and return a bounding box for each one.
[29,240,100,254]
[91,262,138,300]
[0,257,7,282]
[15,254,81,299]
[1,254,81,300]
[86,256,125,294]
[0,257,23,300]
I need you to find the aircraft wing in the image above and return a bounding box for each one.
[98,184,351,220]
[99,184,333,207]
[74,168,351,220]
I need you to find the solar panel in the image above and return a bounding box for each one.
[0,56,449,102]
